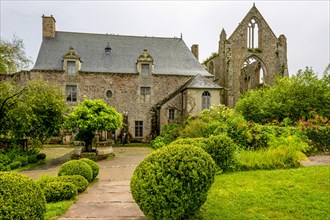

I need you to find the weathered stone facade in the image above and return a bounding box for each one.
[204,4,288,107]
[14,15,222,142]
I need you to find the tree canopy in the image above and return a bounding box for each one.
[0,79,67,146]
[64,99,122,151]
[235,67,330,124]
[0,35,32,74]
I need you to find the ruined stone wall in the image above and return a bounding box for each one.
[204,5,288,108]
[31,70,190,141]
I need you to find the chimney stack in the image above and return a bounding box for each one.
[42,15,56,38]
[191,44,199,61]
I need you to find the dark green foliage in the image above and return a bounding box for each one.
[57,175,89,193]
[37,153,46,160]
[305,126,330,152]
[0,172,46,219]
[79,158,99,180]
[150,122,184,149]
[0,163,9,171]
[28,154,38,163]
[58,160,93,182]
[0,154,10,165]
[43,182,78,202]
[8,161,22,170]
[13,155,28,166]
[131,145,216,220]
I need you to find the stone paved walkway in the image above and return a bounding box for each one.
[22,147,153,220]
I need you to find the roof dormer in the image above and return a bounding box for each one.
[137,49,154,76]
[62,46,82,75]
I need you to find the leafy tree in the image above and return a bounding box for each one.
[64,99,122,151]
[0,81,26,134]
[0,35,32,74]
[235,67,330,124]
[1,79,67,146]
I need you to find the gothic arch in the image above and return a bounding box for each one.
[240,55,267,94]
[247,17,260,49]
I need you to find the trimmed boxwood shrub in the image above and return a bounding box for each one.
[43,181,78,202]
[131,145,216,220]
[170,135,238,172]
[203,134,238,172]
[0,172,46,219]
[36,153,46,160]
[28,154,38,163]
[58,175,89,193]
[80,158,99,180]
[58,160,93,182]
[36,174,58,189]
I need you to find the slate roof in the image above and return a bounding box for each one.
[33,31,212,76]
[183,74,222,90]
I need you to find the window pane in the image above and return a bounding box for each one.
[135,121,143,137]
[66,85,77,102]
[67,61,76,75]
[169,109,175,120]
[141,64,149,76]
[202,91,211,110]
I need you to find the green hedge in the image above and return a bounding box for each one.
[131,145,216,220]
[58,160,93,182]
[58,175,89,193]
[80,158,99,180]
[0,172,46,219]
[43,182,78,202]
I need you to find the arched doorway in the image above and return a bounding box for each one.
[240,56,265,94]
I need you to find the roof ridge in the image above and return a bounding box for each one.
[56,31,182,40]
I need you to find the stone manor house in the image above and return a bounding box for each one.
[8,4,288,142]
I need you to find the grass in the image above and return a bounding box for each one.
[197,166,330,220]
[45,198,76,220]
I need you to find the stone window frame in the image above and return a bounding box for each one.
[247,17,259,49]
[62,46,81,75]
[136,49,154,76]
[202,91,211,110]
[135,121,143,137]
[105,89,113,99]
[66,84,78,102]
[140,86,151,103]
[168,109,175,121]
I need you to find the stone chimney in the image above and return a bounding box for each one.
[42,15,56,38]
[191,44,199,61]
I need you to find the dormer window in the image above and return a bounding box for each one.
[63,46,81,75]
[67,61,76,75]
[137,49,154,76]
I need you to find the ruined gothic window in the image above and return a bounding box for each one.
[247,19,259,49]
[140,87,150,103]
[168,109,175,121]
[66,85,77,102]
[141,64,150,76]
[67,61,76,75]
[135,121,143,137]
[202,91,211,110]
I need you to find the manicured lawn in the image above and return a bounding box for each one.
[198,166,330,220]
[45,198,76,220]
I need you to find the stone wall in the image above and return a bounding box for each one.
[31,70,190,141]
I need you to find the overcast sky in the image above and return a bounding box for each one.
[1,1,329,76]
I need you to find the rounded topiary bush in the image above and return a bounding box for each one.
[43,182,78,202]
[131,144,216,220]
[13,156,28,166]
[80,158,99,180]
[58,175,89,193]
[203,134,238,172]
[0,172,46,219]
[36,153,46,160]
[58,160,93,182]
